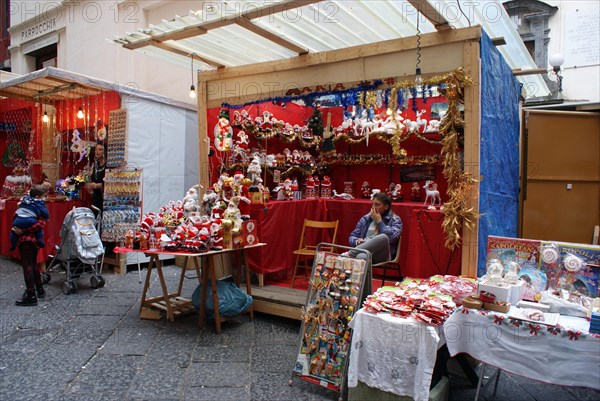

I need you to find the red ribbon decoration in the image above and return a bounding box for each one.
[461,308,469,314]
[529,324,541,335]
[494,315,504,325]
[568,329,581,341]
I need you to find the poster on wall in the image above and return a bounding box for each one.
[291,247,369,393]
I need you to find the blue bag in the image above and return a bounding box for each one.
[192,280,253,318]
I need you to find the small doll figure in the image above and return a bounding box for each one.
[386,182,396,197]
[305,176,315,199]
[320,176,332,198]
[313,176,321,197]
[361,181,371,199]
[411,182,420,202]
[283,178,294,201]
[391,183,402,201]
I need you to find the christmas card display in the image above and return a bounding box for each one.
[540,241,600,298]
[486,236,545,301]
[486,235,600,299]
[292,251,368,392]
[106,108,127,168]
[101,168,142,241]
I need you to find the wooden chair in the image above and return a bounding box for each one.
[290,219,339,288]
[372,236,402,286]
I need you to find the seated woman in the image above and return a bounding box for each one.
[347,192,403,265]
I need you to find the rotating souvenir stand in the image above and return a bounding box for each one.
[290,244,371,400]
[106,108,128,168]
[101,167,142,242]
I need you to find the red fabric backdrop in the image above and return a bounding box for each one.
[0,92,121,188]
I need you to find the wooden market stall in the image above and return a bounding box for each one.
[195,25,522,284]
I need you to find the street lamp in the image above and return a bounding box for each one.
[549,53,564,94]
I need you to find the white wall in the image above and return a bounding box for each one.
[545,1,600,102]
[8,0,200,105]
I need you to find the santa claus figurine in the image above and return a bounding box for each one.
[305,176,315,199]
[320,176,332,198]
[361,181,371,199]
[313,176,321,197]
[411,182,421,202]
[282,178,294,201]
[391,183,402,201]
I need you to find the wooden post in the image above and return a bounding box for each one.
[461,38,482,278]
[197,76,209,200]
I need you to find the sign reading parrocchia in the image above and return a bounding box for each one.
[21,18,57,42]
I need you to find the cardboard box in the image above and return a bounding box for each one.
[250,192,263,204]
[478,279,525,305]
[223,220,259,249]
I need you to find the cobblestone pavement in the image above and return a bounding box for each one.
[1,256,598,401]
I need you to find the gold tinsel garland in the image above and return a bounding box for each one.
[438,68,480,249]
[384,68,480,249]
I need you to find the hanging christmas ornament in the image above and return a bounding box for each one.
[96,120,107,141]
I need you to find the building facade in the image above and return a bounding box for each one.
[5,0,201,104]
[504,0,599,103]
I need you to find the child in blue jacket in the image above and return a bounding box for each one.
[10,185,50,251]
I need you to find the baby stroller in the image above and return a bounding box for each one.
[45,206,105,294]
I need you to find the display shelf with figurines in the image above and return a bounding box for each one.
[101,167,142,242]
[210,87,449,204]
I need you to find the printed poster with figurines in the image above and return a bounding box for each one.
[292,250,368,392]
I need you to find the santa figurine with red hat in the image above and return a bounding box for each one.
[320,176,332,198]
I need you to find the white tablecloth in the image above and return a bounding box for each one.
[444,306,600,390]
[348,309,444,401]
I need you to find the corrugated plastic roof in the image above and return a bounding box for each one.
[110,0,549,97]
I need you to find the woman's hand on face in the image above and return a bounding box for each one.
[370,207,382,223]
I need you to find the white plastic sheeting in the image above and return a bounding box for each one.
[111,0,549,97]
[123,97,198,214]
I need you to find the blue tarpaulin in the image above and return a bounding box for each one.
[477,31,522,277]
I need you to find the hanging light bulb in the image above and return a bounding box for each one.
[42,111,49,123]
[386,108,393,116]
[414,11,423,89]
[414,67,423,87]
[77,107,84,119]
[189,53,196,99]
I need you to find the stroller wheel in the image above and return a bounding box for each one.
[63,281,77,295]
[98,276,106,288]
[42,272,51,284]
[91,276,99,289]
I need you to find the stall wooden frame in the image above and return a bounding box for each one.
[196,26,485,277]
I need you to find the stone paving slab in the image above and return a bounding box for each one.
[2,256,599,401]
